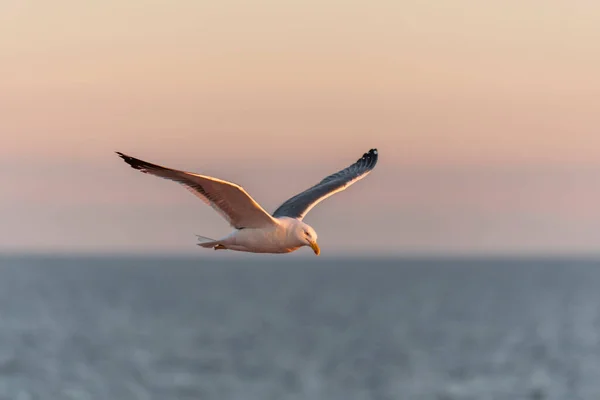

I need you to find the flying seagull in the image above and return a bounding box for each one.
[116,148,378,255]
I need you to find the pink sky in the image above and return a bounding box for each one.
[2,0,600,255]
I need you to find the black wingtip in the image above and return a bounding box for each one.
[362,148,378,157]
[115,151,149,172]
[115,151,133,164]
[115,151,129,161]
[357,148,378,168]
[115,151,127,163]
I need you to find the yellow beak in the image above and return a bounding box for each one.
[309,240,320,255]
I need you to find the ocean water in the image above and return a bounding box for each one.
[0,256,599,400]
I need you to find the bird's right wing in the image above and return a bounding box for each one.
[116,152,277,229]
[272,148,378,220]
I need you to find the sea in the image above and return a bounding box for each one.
[0,255,599,400]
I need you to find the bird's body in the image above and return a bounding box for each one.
[200,217,309,254]
[116,148,378,255]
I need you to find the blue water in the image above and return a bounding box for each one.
[0,256,599,399]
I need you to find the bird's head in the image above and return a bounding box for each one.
[295,222,320,255]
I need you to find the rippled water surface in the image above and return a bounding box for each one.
[0,256,599,399]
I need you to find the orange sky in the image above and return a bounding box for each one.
[2,0,600,255]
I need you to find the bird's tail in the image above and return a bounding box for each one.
[195,235,223,249]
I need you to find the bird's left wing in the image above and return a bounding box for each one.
[272,148,378,220]
[116,152,277,229]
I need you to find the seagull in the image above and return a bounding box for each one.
[116,148,378,255]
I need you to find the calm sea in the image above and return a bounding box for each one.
[0,255,599,400]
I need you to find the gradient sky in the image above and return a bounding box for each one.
[2,0,600,256]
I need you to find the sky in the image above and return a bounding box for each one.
[1,0,600,256]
